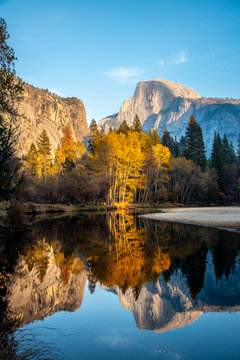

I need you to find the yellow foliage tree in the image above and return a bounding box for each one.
[54,125,85,174]
[152,143,171,195]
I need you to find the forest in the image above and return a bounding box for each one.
[0,16,239,209]
[18,115,240,206]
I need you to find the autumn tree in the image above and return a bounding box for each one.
[152,144,171,195]
[25,143,38,176]
[55,125,85,173]
[147,129,161,146]
[91,130,145,204]
[168,157,209,203]
[36,130,52,179]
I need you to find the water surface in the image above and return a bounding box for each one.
[1,212,240,359]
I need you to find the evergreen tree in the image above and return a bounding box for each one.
[37,130,51,158]
[131,114,142,132]
[161,130,173,152]
[178,136,186,157]
[210,132,223,171]
[117,120,130,135]
[0,18,23,199]
[147,129,161,145]
[222,134,237,165]
[183,115,207,171]
[237,132,240,201]
[36,130,52,178]
[172,136,180,157]
[88,119,100,153]
[237,131,240,167]
[26,143,38,176]
[210,132,238,201]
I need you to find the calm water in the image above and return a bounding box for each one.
[1,212,240,359]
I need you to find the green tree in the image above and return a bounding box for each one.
[210,132,223,171]
[210,132,238,201]
[222,134,237,165]
[147,129,161,146]
[161,130,172,149]
[0,18,23,199]
[238,131,240,167]
[172,136,180,157]
[117,120,130,135]
[131,114,142,132]
[183,115,207,171]
[88,119,100,153]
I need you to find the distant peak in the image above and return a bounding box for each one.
[139,78,201,99]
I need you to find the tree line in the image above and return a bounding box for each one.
[19,114,239,205]
[0,17,239,206]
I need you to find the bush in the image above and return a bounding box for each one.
[7,200,27,226]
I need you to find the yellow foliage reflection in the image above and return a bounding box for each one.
[87,213,171,297]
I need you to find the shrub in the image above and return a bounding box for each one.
[7,200,27,226]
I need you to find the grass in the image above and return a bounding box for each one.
[0,327,64,360]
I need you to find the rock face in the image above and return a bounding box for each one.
[3,249,87,326]
[17,83,88,155]
[99,79,240,155]
[111,254,240,332]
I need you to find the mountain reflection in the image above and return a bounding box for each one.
[0,212,240,332]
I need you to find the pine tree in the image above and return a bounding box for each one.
[147,129,161,146]
[210,132,223,172]
[26,143,38,176]
[36,130,52,178]
[172,136,180,157]
[237,131,240,167]
[222,134,237,165]
[210,132,238,200]
[37,130,51,158]
[132,114,142,132]
[117,120,130,135]
[179,136,186,157]
[162,130,173,153]
[183,115,207,171]
[0,18,23,199]
[88,119,100,153]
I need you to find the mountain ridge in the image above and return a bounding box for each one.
[99,79,240,155]
[16,82,89,155]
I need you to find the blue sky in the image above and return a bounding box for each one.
[0,0,240,123]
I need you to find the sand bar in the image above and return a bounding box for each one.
[140,207,240,232]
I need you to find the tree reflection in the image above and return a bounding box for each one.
[1,211,240,324]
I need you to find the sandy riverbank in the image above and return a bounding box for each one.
[140,207,240,232]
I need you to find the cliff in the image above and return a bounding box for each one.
[3,248,87,326]
[17,83,88,155]
[99,79,240,155]
[111,253,240,332]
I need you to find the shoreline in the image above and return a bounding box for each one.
[139,206,240,233]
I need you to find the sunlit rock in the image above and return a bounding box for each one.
[17,83,88,155]
[99,79,240,155]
